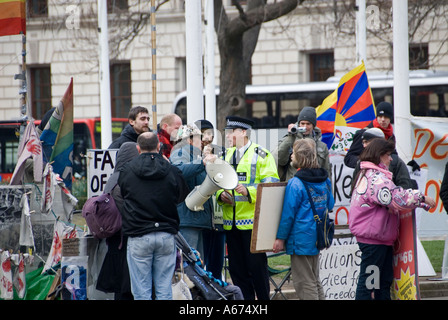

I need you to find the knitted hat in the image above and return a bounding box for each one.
[361,127,385,142]
[194,119,214,131]
[376,102,393,119]
[297,106,317,127]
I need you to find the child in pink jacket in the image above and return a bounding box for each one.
[349,138,435,300]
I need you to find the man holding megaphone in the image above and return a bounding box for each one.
[217,116,280,300]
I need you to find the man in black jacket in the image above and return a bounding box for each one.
[108,106,150,149]
[118,132,189,300]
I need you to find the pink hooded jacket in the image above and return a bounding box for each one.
[349,161,430,246]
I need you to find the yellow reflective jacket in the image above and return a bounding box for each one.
[217,142,280,230]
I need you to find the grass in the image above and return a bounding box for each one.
[421,240,445,274]
[267,240,446,275]
[268,253,290,271]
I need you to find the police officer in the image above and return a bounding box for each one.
[217,116,279,300]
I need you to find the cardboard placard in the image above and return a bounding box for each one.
[250,182,287,253]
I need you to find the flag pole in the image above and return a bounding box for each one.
[185,0,204,124]
[150,0,157,131]
[14,32,29,140]
[205,0,217,142]
[98,0,112,149]
[19,32,28,119]
[392,0,411,163]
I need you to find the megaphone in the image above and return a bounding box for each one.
[185,158,238,211]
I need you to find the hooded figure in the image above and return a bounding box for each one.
[104,142,140,200]
[118,144,188,237]
[97,142,140,300]
[117,132,189,300]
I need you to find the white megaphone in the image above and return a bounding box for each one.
[185,158,238,211]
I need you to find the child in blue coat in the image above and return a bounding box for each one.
[273,139,334,300]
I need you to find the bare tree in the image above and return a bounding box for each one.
[41,0,447,128]
[49,0,304,129]
[303,0,448,71]
[42,1,165,70]
[213,0,304,130]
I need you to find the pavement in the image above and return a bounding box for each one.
[269,274,448,300]
[419,275,448,300]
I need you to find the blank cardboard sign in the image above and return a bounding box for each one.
[250,182,287,253]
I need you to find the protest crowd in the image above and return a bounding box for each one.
[0,0,448,302]
[3,89,446,302]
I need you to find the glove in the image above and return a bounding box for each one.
[407,160,421,172]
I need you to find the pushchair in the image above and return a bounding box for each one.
[174,233,243,300]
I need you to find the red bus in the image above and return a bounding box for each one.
[0,118,128,182]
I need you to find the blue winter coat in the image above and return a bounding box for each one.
[170,142,213,230]
[276,168,334,256]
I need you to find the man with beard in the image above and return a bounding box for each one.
[109,106,150,149]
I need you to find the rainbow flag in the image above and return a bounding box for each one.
[40,78,74,189]
[316,62,376,149]
[0,0,26,37]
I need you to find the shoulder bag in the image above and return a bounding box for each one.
[303,182,334,250]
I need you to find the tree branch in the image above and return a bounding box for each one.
[226,0,303,39]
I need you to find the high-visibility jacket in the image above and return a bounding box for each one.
[217,142,280,230]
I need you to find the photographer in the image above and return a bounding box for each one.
[272,106,331,181]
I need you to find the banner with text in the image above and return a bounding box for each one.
[320,244,361,300]
[86,149,118,198]
[329,154,355,225]
[392,210,420,300]
[410,119,448,237]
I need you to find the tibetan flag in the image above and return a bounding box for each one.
[0,0,26,37]
[40,78,74,189]
[316,62,376,149]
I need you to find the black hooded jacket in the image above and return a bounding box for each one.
[108,124,140,149]
[294,167,329,184]
[118,152,189,237]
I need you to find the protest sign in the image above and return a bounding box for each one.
[86,149,117,198]
[320,244,361,300]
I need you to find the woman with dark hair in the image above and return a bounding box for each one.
[349,138,436,300]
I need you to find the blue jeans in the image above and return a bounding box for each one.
[356,243,393,300]
[127,232,176,300]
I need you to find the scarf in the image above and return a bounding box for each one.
[373,118,394,140]
[157,129,174,158]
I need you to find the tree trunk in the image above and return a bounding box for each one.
[214,0,301,131]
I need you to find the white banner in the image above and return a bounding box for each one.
[320,244,361,300]
[327,120,448,237]
[329,154,354,225]
[410,119,448,237]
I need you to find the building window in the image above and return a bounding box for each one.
[27,0,48,18]
[175,57,186,94]
[309,52,334,82]
[107,0,128,13]
[110,62,132,118]
[409,44,429,70]
[30,65,52,120]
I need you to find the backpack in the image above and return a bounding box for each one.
[82,193,122,239]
